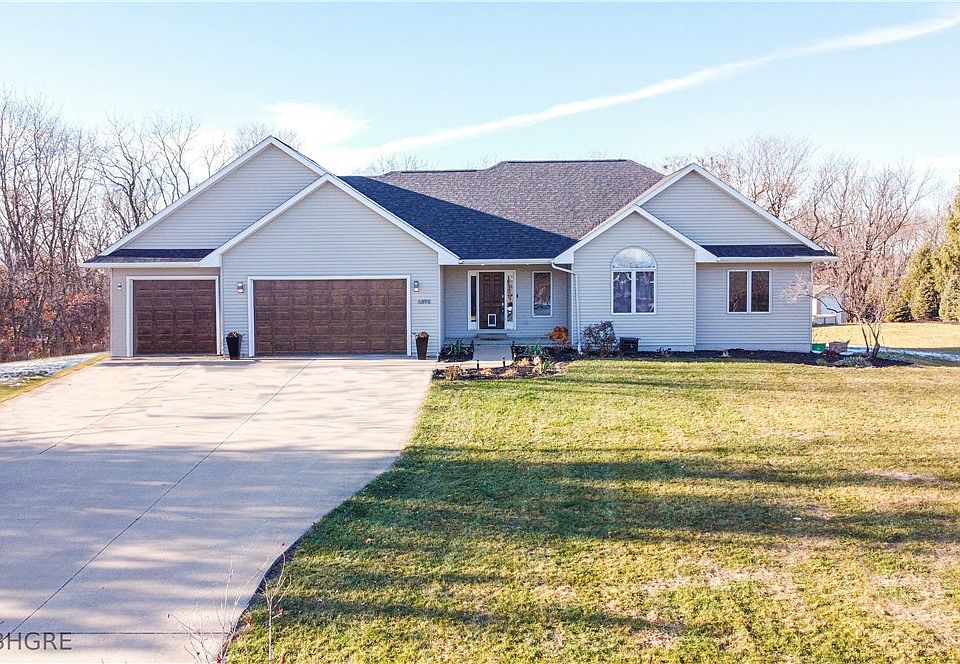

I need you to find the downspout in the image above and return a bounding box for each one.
[550,261,582,354]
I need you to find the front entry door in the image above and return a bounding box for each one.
[479,272,505,330]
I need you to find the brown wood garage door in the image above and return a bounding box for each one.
[133,280,217,355]
[254,279,407,355]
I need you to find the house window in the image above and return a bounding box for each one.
[532,272,552,317]
[505,272,515,324]
[728,270,770,313]
[611,247,656,314]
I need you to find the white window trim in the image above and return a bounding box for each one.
[246,275,412,357]
[125,275,221,358]
[531,271,553,318]
[610,269,657,316]
[726,269,772,315]
[609,248,657,316]
[466,270,517,331]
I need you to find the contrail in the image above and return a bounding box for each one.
[364,11,960,156]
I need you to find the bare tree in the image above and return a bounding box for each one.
[790,159,930,358]
[0,89,105,359]
[231,122,300,157]
[359,152,434,175]
[664,135,814,222]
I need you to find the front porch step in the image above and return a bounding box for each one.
[475,333,508,341]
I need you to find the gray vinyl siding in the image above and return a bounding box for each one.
[127,145,320,249]
[442,266,570,341]
[221,182,441,357]
[641,171,800,245]
[573,211,696,350]
[108,267,221,357]
[695,263,813,352]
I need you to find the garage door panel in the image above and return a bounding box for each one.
[133,280,217,355]
[254,279,407,355]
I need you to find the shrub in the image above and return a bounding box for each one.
[582,321,617,353]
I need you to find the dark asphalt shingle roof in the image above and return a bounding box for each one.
[342,176,576,259]
[703,244,836,258]
[85,248,215,264]
[345,160,665,259]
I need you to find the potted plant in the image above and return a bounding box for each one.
[414,331,429,360]
[225,331,242,360]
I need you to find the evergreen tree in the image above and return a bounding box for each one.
[904,245,940,320]
[941,276,960,322]
[887,288,912,322]
[936,186,960,316]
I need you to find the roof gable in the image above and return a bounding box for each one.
[199,175,459,266]
[639,164,823,249]
[102,137,327,254]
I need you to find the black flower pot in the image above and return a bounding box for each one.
[226,334,242,360]
[415,335,429,360]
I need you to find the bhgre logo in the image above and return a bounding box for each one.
[0,632,73,651]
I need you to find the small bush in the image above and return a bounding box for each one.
[582,321,617,353]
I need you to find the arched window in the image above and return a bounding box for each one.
[612,247,656,314]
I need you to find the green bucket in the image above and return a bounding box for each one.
[812,342,826,353]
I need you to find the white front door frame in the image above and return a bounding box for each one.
[466,269,517,331]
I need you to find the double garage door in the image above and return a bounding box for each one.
[253,279,407,355]
[133,278,408,356]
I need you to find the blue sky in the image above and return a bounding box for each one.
[2,2,959,182]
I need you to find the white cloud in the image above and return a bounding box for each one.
[272,10,960,172]
[915,154,960,184]
[265,102,369,149]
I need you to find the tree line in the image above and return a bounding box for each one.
[0,87,956,361]
[0,88,297,360]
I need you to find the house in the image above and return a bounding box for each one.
[812,286,846,325]
[82,137,836,358]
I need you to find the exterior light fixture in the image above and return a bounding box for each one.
[413,280,420,293]
[236,281,245,295]
[117,282,122,289]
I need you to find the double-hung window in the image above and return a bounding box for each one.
[728,270,770,313]
[611,247,656,314]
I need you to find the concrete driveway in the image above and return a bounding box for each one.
[0,358,432,663]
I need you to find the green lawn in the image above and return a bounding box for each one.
[230,359,960,663]
[814,322,960,355]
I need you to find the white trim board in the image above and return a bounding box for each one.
[245,275,412,358]
[102,137,328,256]
[199,175,460,267]
[81,261,205,269]
[125,275,222,358]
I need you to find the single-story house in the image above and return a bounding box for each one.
[83,137,836,358]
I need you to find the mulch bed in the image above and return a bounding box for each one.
[433,348,909,380]
[619,348,911,367]
[433,359,570,381]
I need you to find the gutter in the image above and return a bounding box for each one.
[550,261,582,354]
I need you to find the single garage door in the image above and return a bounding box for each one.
[253,279,407,355]
[133,279,217,355]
